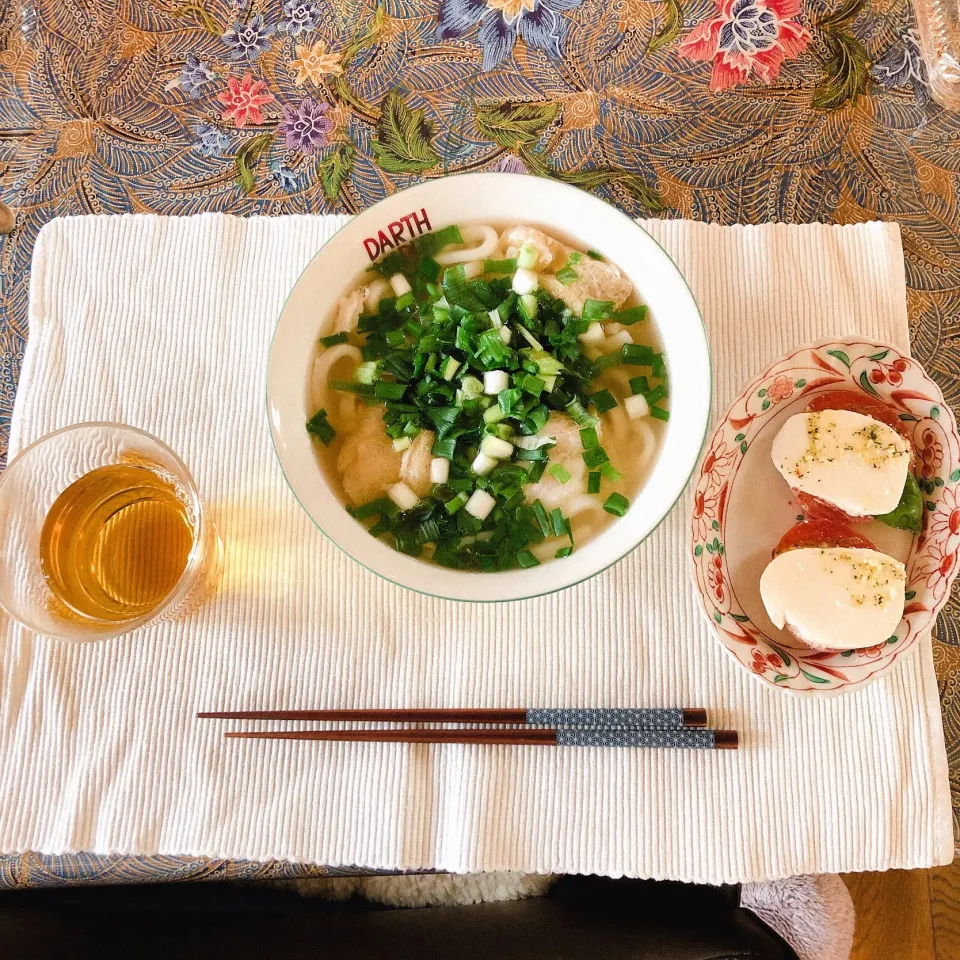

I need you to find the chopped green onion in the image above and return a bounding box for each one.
[579,426,600,450]
[443,263,489,313]
[517,549,541,568]
[586,249,603,261]
[565,397,599,427]
[603,493,630,517]
[583,446,609,468]
[431,435,456,460]
[426,406,460,436]
[554,266,578,285]
[319,332,349,347]
[591,389,617,413]
[419,257,441,282]
[523,404,550,435]
[442,357,461,381]
[645,384,666,406]
[498,387,524,415]
[483,404,508,424]
[375,381,407,400]
[555,546,573,558]
[549,463,571,484]
[652,353,667,378]
[328,380,376,396]
[550,508,566,537]
[484,258,517,274]
[587,471,601,494]
[629,375,650,395]
[514,445,549,461]
[305,409,335,445]
[444,491,469,514]
[583,299,614,321]
[395,291,415,310]
[517,372,546,396]
[531,500,551,537]
[568,251,583,264]
[392,436,412,452]
[592,350,624,373]
[650,405,670,421]
[519,293,539,323]
[351,498,389,520]
[622,343,655,365]
[599,462,623,482]
[357,361,378,385]
[517,243,539,270]
[414,224,464,258]
[615,305,647,325]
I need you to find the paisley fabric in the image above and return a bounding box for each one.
[1,0,959,884]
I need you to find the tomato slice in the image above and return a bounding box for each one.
[773,518,878,557]
[805,389,912,443]
[794,490,864,525]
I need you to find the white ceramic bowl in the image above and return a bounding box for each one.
[267,173,710,601]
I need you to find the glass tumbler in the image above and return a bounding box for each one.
[0,423,221,640]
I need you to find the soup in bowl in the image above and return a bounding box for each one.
[268,174,710,600]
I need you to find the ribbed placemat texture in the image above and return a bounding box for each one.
[0,214,951,882]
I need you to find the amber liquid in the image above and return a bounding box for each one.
[39,463,195,623]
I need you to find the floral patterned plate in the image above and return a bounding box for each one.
[691,339,960,695]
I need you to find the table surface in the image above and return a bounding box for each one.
[2,0,960,888]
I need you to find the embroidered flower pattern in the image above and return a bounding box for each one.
[222,14,276,61]
[278,96,334,153]
[289,41,344,86]
[872,29,930,103]
[495,154,530,174]
[217,73,276,127]
[192,123,231,157]
[279,0,322,35]
[437,0,585,71]
[270,160,299,191]
[678,0,811,91]
[175,54,216,98]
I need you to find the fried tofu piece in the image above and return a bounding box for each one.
[500,226,567,271]
[524,413,599,512]
[541,256,633,314]
[337,407,401,506]
[399,430,436,498]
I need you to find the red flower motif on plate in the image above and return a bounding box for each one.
[767,374,794,403]
[751,649,784,674]
[918,428,944,480]
[707,552,725,602]
[916,539,956,601]
[701,440,736,482]
[929,487,960,542]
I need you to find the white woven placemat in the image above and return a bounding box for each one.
[0,213,951,882]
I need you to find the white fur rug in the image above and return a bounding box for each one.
[269,871,854,959]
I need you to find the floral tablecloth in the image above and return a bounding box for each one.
[1,0,959,887]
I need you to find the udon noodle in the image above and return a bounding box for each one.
[306,223,668,570]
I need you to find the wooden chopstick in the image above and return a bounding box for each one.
[224,727,738,750]
[199,707,708,728]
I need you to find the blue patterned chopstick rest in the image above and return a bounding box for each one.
[526,708,687,729]
[556,728,721,749]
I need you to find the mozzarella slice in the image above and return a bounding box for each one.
[771,410,910,515]
[760,547,905,650]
